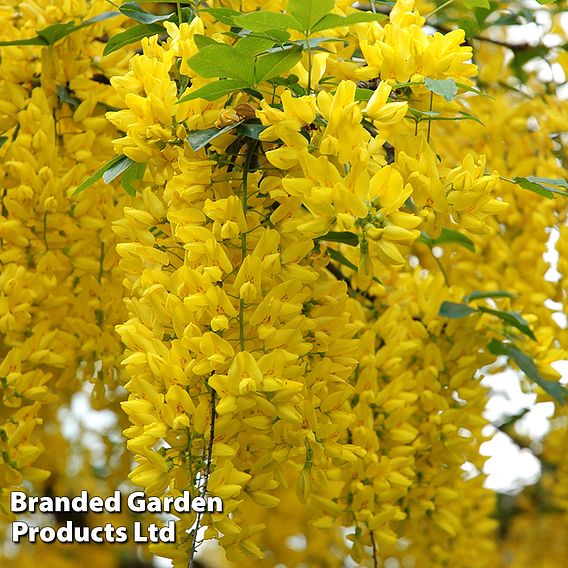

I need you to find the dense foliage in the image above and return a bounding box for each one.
[1,0,567,566]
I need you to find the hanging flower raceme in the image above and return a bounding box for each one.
[0,0,130,533]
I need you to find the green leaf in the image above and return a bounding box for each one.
[254,45,303,83]
[186,44,255,84]
[424,78,458,102]
[512,176,568,199]
[439,301,477,319]
[463,290,515,302]
[512,177,554,199]
[455,111,484,126]
[268,74,300,87]
[193,34,221,49]
[435,228,476,251]
[233,11,296,33]
[103,156,134,184]
[315,231,359,247]
[487,340,567,404]
[72,155,124,196]
[0,136,8,149]
[492,10,534,27]
[294,36,346,51]
[328,248,358,271]
[440,300,535,339]
[243,87,264,99]
[178,7,193,24]
[419,228,476,253]
[463,0,491,8]
[413,113,480,124]
[236,34,278,56]
[478,307,536,340]
[103,23,164,56]
[56,85,80,108]
[177,80,250,103]
[310,12,386,33]
[496,408,530,430]
[236,123,267,139]
[80,10,121,27]
[0,11,118,47]
[454,81,493,99]
[328,248,382,285]
[36,21,77,44]
[355,88,374,102]
[0,36,48,47]
[408,108,440,119]
[523,176,568,190]
[200,8,242,26]
[40,12,118,45]
[187,122,242,152]
[392,80,429,89]
[269,73,306,97]
[287,0,334,33]
[121,161,146,196]
[120,2,173,24]
[252,29,291,45]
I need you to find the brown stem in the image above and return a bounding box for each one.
[371,530,378,568]
[189,389,216,568]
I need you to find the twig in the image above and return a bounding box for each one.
[371,530,378,568]
[189,389,216,568]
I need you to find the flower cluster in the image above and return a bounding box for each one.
[0,0,129,546]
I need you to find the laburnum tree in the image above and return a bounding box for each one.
[0,0,567,566]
